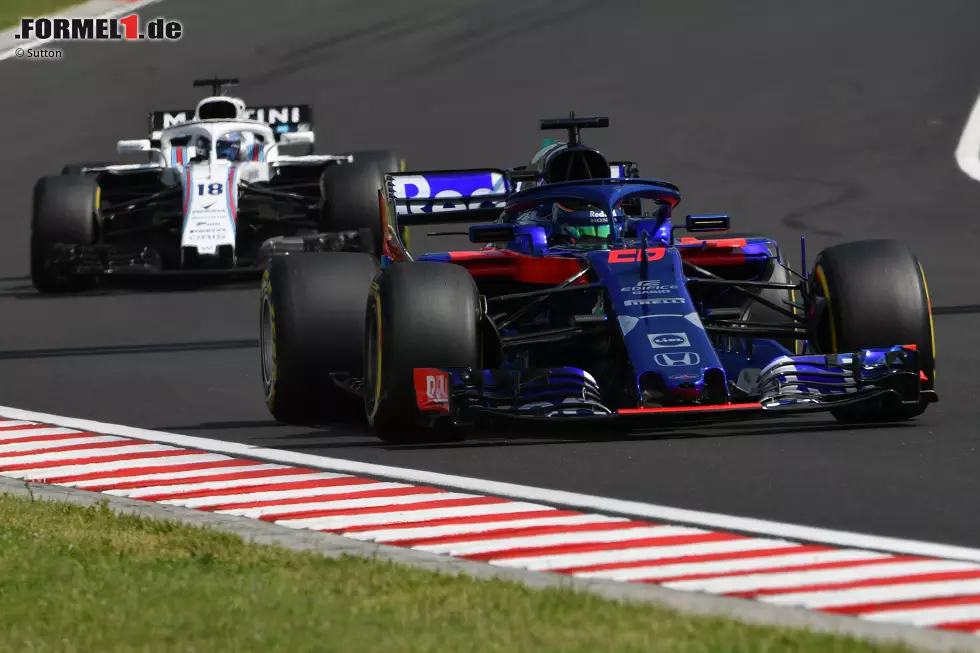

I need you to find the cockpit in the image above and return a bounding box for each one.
[513,198,624,245]
[188,129,267,163]
[507,194,673,250]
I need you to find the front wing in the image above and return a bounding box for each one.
[409,345,932,427]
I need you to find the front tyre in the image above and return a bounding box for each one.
[364,262,481,444]
[809,239,935,422]
[261,252,379,425]
[31,175,100,294]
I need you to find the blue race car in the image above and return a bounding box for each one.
[259,116,937,443]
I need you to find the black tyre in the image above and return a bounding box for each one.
[31,175,100,293]
[61,162,114,175]
[364,262,481,443]
[319,150,403,255]
[260,252,379,425]
[809,239,935,422]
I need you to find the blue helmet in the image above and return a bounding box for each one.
[216,132,243,161]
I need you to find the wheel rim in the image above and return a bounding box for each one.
[260,296,275,396]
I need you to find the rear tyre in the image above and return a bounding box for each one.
[364,262,481,444]
[31,175,100,294]
[260,252,379,425]
[809,239,935,422]
[319,150,403,255]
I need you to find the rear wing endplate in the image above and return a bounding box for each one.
[385,169,512,226]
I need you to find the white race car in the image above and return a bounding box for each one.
[31,77,402,292]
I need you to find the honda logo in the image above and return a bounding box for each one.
[654,352,701,367]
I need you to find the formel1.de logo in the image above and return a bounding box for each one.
[15,15,183,42]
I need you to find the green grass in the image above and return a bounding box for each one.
[0,493,921,653]
[0,0,89,31]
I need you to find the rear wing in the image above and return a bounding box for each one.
[385,162,639,224]
[147,104,313,139]
[386,169,512,225]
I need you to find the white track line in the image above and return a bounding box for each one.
[0,427,81,441]
[77,464,295,489]
[665,559,980,595]
[761,578,980,610]
[10,454,235,480]
[863,604,980,627]
[415,525,705,557]
[276,502,556,531]
[161,481,415,509]
[4,405,980,564]
[573,549,890,582]
[491,538,799,572]
[217,491,482,519]
[0,443,179,466]
[107,471,350,497]
[956,89,980,182]
[346,514,630,543]
[0,435,124,452]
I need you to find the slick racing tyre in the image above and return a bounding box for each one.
[30,175,100,294]
[319,150,403,256]
[261,252,379,425]
[365,262,481,444]
[809,239,935,422]
[61,162,114,175]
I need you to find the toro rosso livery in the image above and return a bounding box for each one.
[30,77,401,292]
[260,116,937,442]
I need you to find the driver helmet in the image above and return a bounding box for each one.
[216,131,245,161]
[551,199,618,242]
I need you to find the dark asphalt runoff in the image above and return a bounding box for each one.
[1,0,979,546]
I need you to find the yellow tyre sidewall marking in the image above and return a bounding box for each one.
[367,283,383,423]
[813,264,837,352]
[789,286,802,355]
[919,262,936,382]
[261,270,278,408]
[95,185,101,211]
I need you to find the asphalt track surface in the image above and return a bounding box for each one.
[1,0,979,548]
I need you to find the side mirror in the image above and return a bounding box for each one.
[469,223,516,243]
[117,139,152,154]
[279,131,315,145]
[685,214,730,232]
